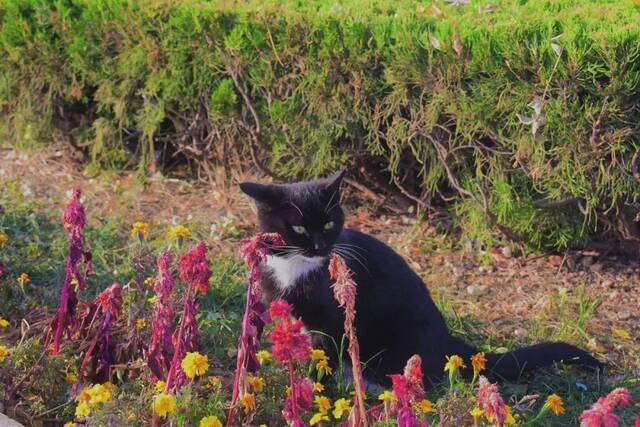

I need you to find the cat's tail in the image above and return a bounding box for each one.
[485,342,604,381]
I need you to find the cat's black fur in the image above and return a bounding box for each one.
[240,172,603,387]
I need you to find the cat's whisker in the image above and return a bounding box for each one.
[286,201,304,218]
[332,247,370,273]
[324,188,340,213]
[333,244,368,264]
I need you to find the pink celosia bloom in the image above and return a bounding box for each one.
[477,376,507,427]
[228,232,285,426]
[148,252,176,380]
[50,188,93,354]
[164,241,211,392]
[0,262,5,277]
[604,388,631,409]
[179,241,212,294]
[269,299,294,319]
[390,355,426,427]
[579,387,633,427]
[79,283,122,381]
[634,416,640,427]
[282,376,314,423]
[329,254,368,427]
[269,300,311,363]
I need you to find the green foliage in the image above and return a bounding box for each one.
[1,0,640,249]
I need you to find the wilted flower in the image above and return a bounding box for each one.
[148,252,175,380]
[181,352,209,378]
[328,254,368,426]
[65,372,78,383]
[153,393,176,418]
[316,358,333,376]
[228,232,286,426]
[199,416,223,427]
[49,188,92,354]
[477,376,507,427]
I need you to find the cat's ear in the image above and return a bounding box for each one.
[239,182,283,206]
[324,170,345,195]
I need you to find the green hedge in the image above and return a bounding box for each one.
[1,0,640,250]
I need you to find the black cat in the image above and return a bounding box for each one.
[240,171,602,388]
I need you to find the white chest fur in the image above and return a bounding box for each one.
[264,255,325,293]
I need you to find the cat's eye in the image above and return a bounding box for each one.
[324,221,335,231]
[292,225,307,235]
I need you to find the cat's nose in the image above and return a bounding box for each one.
[313,236,326,251]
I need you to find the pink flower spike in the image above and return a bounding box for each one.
[148,252,176,380]
[634,416,640,427]
[179,241,212,294]
[269,299,293,319]
[329,254,368,427]
[477,376,507,427]
[604,388,632,409]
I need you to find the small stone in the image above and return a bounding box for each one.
[617,311,631,321]
[514,328,528,338]
[466,284,488,296]
[502,246,512,258]
[590,263,603,273]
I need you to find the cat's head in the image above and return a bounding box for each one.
[240,171,345,258]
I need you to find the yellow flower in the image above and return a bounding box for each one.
[130,221,150,238]
[155,381,166,393]
[75,402,90,417]
[208,376,222,388]
[181,352,209,378]
[247,375,265,393]
[144,277,155,288]
[153,393,176,418]
[310,349,328,361]
[0,345,11,363]
[444,355,466,372]
[199,415,223,427]
[64,423,79,427]
[0,233,8,245]
[314,395,331,414]
[76,387,91,403]
[18,272,30,285]
[241,393,256,414]
[256,350,272,364]
[136,319,147,329]
[167,225,191,240]
[313,382,325,393]
[148,295,158,304]
[546,394,565,416]
[310,413,330,425]
[471,352,487,373]
[414,399,436,413]
[0,318,9,327]
[378,390,397,402]
[332,398,351,419]
[103,382,118,395]
[505,405,517,425]
[470,407,484,419]
[87,383,111,405]
[65,372,78,383]
[316,359,333,376]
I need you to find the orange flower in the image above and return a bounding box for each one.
[546,394,565,416]
[471,352,487,373]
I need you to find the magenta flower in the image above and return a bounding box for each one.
[228,232,285,426]
[179,241,212,294]
[78,283,122,381]
[148,252,176,380]
[269,299,294,319]
[579,387,633,427]
[329,254,368,426]
[269,315,312,363]
[635,416,640,427]
[390,355,426,427]
[164,241,211,392]
[49,187,93,354]
[283,376,314,424]
[477,376,507,427]
[268,299,312,426]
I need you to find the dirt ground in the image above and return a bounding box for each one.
[1,144,638,378]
